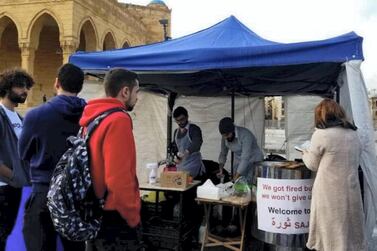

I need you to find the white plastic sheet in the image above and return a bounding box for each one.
[285,96,322,160]
[340,61,377,250]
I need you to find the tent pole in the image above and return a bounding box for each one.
[231,90,235,179]
[167,92,177,159]
[336,86,340,103]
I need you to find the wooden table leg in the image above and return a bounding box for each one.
[201,204,211,251]
[239,206,248,251]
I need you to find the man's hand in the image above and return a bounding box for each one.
[0,164,12,179]
[177,150,190,160]
[233,172,241,182]
[174,156,182,164]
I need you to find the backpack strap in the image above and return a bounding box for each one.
[84,108,127,141]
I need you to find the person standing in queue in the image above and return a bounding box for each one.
[0,68,34,251]
[172,106,205,179]
[218,117,263,182]
[19,63,86,251]
[302,98,366,251]
[80,68,141,250]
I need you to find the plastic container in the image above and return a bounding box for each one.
[251,161,314,250]
[146,163,158,184]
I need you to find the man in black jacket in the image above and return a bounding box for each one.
[0,68,34,251]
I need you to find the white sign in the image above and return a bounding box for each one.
[257,178,314,234]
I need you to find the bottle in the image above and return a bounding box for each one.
[198,223,206,243]
[149,167,157,184]
[146,163,158,184]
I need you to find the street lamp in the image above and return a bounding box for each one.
[159,18,172,157]
[159,19,170,41]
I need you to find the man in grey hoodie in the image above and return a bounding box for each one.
[19,64,86,251]
[0,68,34,251]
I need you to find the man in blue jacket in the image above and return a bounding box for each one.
[19,64,86,251]
[0,68,34,251]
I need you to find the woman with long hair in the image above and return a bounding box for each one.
[302,98,366,251]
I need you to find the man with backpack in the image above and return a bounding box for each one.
[0,68,34,251]
[18,63,86,251]
[79,68,141,250]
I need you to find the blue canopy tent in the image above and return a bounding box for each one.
[70,16,377,250]
[70,15,363,96]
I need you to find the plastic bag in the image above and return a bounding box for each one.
[233,177,251,201]
[216,181,234,198]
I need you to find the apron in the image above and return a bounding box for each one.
[226,138,254,183]
[175,124,205,178]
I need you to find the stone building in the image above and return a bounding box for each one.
[265,96,285,128]
[0,0,170,107]
[368,89,377,129]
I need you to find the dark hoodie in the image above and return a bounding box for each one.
[18,95,86,188]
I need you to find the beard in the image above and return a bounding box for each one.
[226,133,235,142]
[178,122,188,128]
[8,90,27,104]
[125,100,135,112]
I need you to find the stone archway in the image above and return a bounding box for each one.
[103,31,116,50]
[0,16,21,71]
[29,12,62,105]
[122,40,130,48]
[77,18,97,52]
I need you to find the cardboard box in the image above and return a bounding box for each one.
[160,171,189,189]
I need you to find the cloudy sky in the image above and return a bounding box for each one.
[120,0,377,90]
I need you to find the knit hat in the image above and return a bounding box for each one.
[219,117,235,134]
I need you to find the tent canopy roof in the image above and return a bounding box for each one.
[70,16,363,96]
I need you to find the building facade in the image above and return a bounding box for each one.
[368,89,377,129]
[0,0,170,107]
[265,96,285,128]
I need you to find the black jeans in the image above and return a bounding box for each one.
[23,191,85,251]
[0,185,22,251]
[86,211,143,251]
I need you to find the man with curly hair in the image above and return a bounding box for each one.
[0,68,34,251]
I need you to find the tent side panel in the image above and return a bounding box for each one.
[285,96,322,160]
[340,60,377,250]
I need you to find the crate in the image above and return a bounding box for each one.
[141,200,175,221]
[141,201,163,214]
[144,235,180,251]
[144,233,193,251]
[143,217,194,251]
[144,217,186,238]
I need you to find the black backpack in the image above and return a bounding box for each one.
[47,108,126,241]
